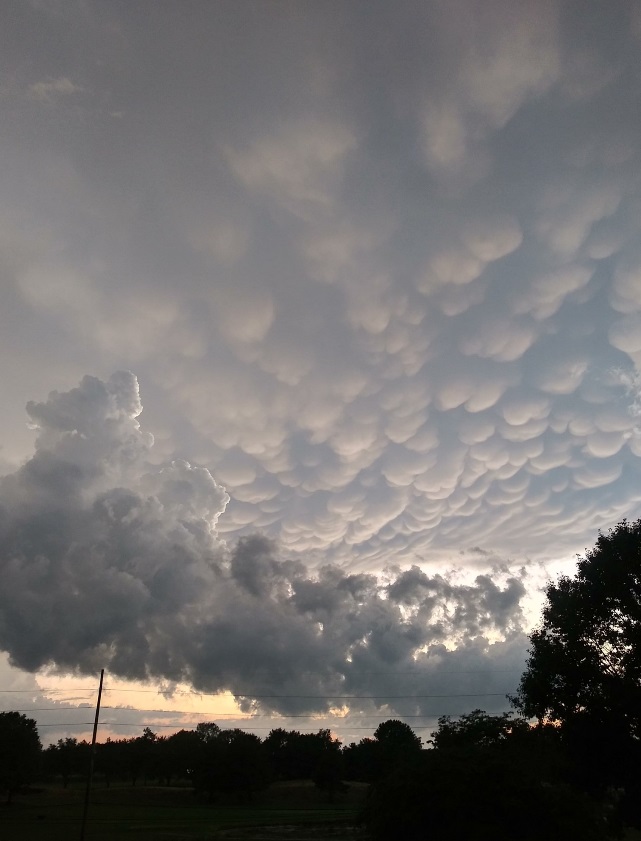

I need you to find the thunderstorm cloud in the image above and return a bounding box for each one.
[0,373,526,716]
[2,1,641,724]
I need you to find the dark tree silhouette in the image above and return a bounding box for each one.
[343,721,422,782]
[343,737,379,782]
[373,719,422,751]
[311,736,344,800]
[513,520,641,731]
[365,710,611,841]
[512,520,641,800]
[157,729,201,785]
[0,712,42,803]
[430,709,529,752]
[192,726,269,800]
[195,722,221,743]
[262,728,340,781]
[44,737,88,788]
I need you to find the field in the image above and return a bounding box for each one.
[5,780,641,841]
[0,780,367,841]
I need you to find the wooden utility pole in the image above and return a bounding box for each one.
[80,668,104,841]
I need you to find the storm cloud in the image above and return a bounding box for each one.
[2,2,641,574]
[3,1,641,720]
[0,373,525,715]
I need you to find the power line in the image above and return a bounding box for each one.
[0,669,523,695]
[28,718,517,731]
[120,692,512,699]
[1,691,512,702]
[2,707,513,717]
[0,689,96,694]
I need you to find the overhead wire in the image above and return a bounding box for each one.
[1,675,521,737]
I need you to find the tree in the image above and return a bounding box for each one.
[364,744,609,841]
[195,722,221,744]
[512,520,641,796]
[513,520,641,732]
[373,719,422,752]
[343,721,421,783]
[365,710,611,841]
[44,737,86,788]
[311,735,345,801]
[192,726,269,800]
[157,729,200,785]
[343,737,379,782]
[0,712,42,803]
[430,709,529,752]
[126,728,159,786]
[262,728,340,781]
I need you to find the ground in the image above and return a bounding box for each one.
[0,779,367,841]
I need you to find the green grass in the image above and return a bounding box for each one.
[0,780,367,840]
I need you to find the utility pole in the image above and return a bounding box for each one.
[80,668,104,841]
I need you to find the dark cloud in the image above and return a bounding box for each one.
[4,1,641,716]
[0,374,527,716]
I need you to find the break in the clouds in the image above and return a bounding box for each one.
[0,373,526,716]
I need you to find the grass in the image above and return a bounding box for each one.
[0,780,367,840]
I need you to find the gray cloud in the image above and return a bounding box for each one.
[3,1,641,711]
[0,374,526,716]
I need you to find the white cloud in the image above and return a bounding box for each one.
[28,76,84,102]
[225,118,356,214]
[512,265,594,320]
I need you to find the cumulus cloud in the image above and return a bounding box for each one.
[3,2,641,706]
[0,374,529,715]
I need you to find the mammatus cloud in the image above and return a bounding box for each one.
[2,2,641,571]
[0,374,526,716]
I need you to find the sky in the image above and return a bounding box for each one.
[2,0,641,745]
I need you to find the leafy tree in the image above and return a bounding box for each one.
[192,725,269,800]
[365,710,611,841]
[311,736,345,801]
[127,728,160,786]
[195,721,221,744]
[342,737,379,782]
[96,737,122,787]
[430,709,529,752]
[364,746,610,841]
[216,729,269,799]
[343,721,421,783]
[0,712,42,803]
[157,729,201,785]
[263,728,292,779]
[512,520,641,797]
[262,728,340,781]
[513,520,641,730]
[44,737,87,788]
[373,719,422,752]
[293,730,339,780]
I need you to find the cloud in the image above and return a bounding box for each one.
[419,0,560,183]
[3,1,641,692]
[225,117,357,215]
[28,77,84,103]
[0,374,530,716]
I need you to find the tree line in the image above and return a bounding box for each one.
[3,519,641,838]
[0,713,421,803]
[366,520,641,840]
